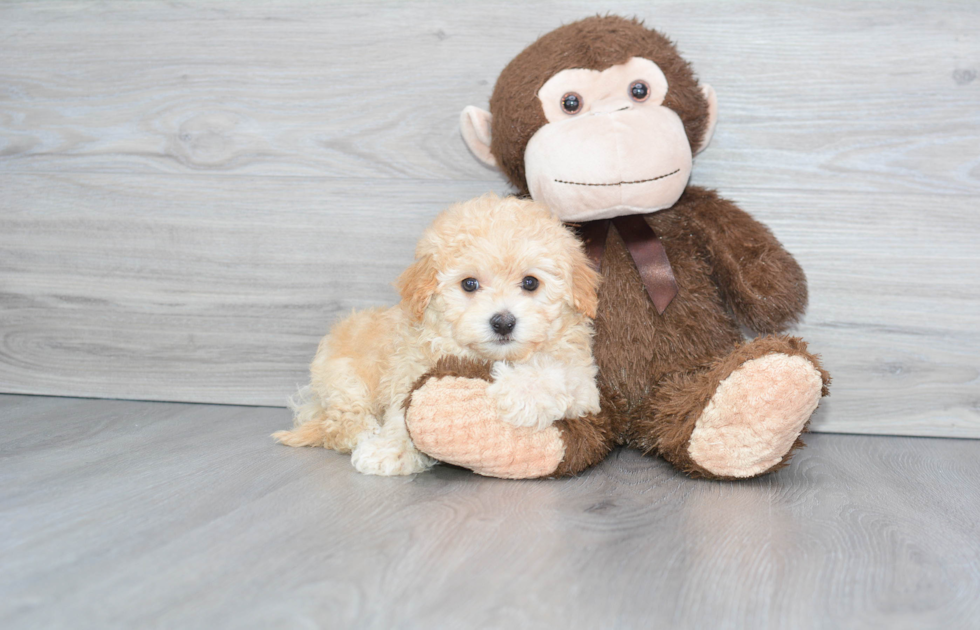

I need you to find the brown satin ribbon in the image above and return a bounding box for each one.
[576,216,679,315]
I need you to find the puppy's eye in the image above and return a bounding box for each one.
[630,80,650,102]
[561,92,582,114]
[461,278,480,292]
[521,276,539,292]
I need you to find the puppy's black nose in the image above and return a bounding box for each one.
[489,311,517,336]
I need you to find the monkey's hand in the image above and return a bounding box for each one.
[687,188,808,333]
[403,357,565,479]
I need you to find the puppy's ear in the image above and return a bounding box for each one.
[569,250,601,319]
[396,254,439,321]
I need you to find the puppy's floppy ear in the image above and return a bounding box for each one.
[396,254,439,321]
[569,249,601,319]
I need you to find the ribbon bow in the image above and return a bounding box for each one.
[576,216,679,315]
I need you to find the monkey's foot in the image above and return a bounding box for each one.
[687,352,824,478]
[406,374,565,479]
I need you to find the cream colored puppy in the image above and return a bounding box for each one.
[273,194,601,476]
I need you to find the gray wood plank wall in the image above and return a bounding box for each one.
[1,1,978,437]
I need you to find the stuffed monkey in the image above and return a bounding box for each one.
[405,16,830,480]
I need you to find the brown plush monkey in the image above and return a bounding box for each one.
[405,16,830,480]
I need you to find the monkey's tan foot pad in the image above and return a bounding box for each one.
[406,376,565,479]
[687,353,823,478]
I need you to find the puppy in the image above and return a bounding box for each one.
[273,193,601,476]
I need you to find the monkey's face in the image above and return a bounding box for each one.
[524,57,693,222]
[460,19,718,217]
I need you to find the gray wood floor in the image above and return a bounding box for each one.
[2,394,978,629]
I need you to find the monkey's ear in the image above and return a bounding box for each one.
[694,84,718,155]
[396,255,439,321]
[460,106,497,168]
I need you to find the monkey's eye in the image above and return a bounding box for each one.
[630,81,650,102]
[560,92,582,114]
[461,278,480,292]
[521,276,540,292]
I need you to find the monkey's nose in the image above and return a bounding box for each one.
[489,311,517,336]
[590,97,632,115]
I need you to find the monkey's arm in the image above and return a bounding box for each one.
[684,188,808,333]
[403,357,614,478]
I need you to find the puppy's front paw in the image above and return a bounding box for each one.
[488,364,568,431]
[350,435,435,476]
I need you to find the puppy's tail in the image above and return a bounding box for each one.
[271,385,327,447]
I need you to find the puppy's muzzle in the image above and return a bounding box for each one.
[489,311,517,338]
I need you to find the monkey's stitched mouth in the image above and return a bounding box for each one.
[554,169,680,187]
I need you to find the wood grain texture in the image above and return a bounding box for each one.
[1,174,977,435]
[0,174,509,405]
[1,1,977,196]
[1,394,979,629]
[0,1,978,436]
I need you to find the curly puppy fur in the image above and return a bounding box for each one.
[273,194,601,476]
